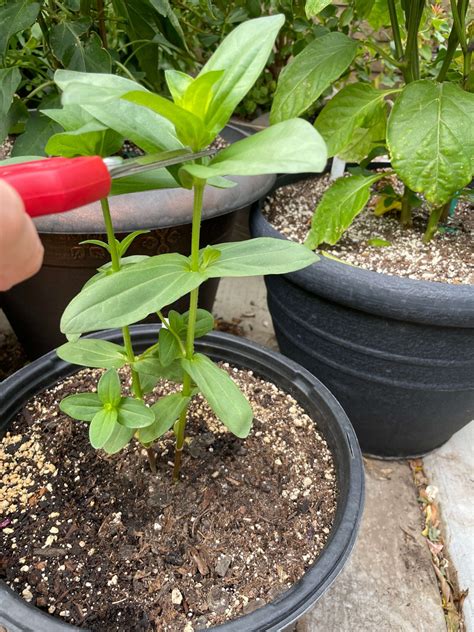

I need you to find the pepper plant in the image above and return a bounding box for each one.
[271,1,474,245]
[52,15,327,480]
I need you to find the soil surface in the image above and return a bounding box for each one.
[263,174,473,285]
[1,365,337,631]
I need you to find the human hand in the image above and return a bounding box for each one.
[0,180,44,291]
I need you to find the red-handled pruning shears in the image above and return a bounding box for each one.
[0,148,216,218]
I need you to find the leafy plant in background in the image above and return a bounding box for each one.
[272,0,474,245]
[41,16,327,480]
[0,0,189,153]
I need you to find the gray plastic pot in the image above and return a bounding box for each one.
[0,326,364,632]
[0,125,275,358]
[250,178,474,457]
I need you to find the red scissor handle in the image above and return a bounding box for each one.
[0,156,112,218]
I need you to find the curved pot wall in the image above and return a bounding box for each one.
[250,187,474,457]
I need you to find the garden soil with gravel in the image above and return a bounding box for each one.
[1,365,337,631]
[263,174,473,285]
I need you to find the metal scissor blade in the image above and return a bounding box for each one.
[105,148,217,179]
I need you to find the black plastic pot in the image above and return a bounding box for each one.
[250,177,474,457]
[0,125,275,359]
[0,326,364,632]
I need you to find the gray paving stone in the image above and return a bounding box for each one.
[424,422,474,631]
[297,459,445,632]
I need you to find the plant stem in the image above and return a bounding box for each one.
[388,0,403,61]
[404,0,425,83]
[365,41,405,69]
[100,198,120,272]
[423,206,444,242]
[96,0,108,49]
[23,80,55,103]
[400,186,413,227]
[172,182,205,482]
[437,25,459,82]
[100,198,143,399]
[146,447,157,474]
[450,0,467,53]
[440,200,451,222]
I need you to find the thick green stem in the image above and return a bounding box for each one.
[437,25,459,82]
[172,182,205,482]
[100,198,142,399]
[450,0,467,53]
[388,0,403,61]
[400,187,413,227]
[404,0,425,82]
[423,206,444,242]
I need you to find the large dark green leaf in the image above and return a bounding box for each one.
[387,81,474,205]
[315,83,393,157]
[57,339,128,369]
[204,238,318,277]
[181,119,327,182]
[11,113,62,157]
[182,354,253,438]
[51,21,111,73]
[200,14,285,133]
[270,32,358,123]
[0,67,21,140]
[305,173,384,249]
[61,254,207,335]
[0,1,40,57]
[305,0,332,17]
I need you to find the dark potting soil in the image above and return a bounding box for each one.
[1,365,337,631]
[0,331,28,381]
[263,174,473,285]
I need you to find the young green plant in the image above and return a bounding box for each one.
[54,15,327,480]
[271,1,474,247]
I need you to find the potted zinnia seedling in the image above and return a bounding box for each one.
[0,15,363,632]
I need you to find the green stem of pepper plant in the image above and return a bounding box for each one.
[423,206,444,243]
[100,198,143,400]
[387,0,403,61]
[96,0,108,49]
[400,186,413,227]
[172,181,205,482]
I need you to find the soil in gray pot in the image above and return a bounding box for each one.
[263,174,473,285]
[1,365,337,631]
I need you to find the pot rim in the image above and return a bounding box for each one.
[32,126,275,235]
[251,176,474,328]
[0,325,364,632]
